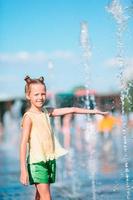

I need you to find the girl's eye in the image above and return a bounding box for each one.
[34,93,45,96]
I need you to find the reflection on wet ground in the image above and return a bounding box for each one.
[0,151,34,200]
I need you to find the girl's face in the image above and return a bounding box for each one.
[26,83,46,109]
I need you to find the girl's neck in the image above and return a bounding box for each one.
[29,107,43,113]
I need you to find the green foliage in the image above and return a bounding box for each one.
[124,81,133,112]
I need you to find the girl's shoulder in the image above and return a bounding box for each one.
[21,111,32,128]
[22,110,38,121]
[23,110,33,118]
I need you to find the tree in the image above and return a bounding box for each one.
[124,81,133,112]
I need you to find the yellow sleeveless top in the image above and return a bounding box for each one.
[22,108,67,164]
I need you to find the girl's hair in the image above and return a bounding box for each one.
[24,75,46,95]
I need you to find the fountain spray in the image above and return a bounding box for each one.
[80,21,96,200]
[106,0,131,199]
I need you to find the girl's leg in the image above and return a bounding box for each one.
[35,183,51,200]
[35,185,40,200]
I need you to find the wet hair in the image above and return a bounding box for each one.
[24,75,46,95]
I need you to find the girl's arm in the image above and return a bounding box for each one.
[47,107,108,117]
[20,115,31,185]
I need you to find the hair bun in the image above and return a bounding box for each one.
[24,75,32,84]
[39,76,44,82]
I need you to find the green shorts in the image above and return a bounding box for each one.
[27,159,56,185]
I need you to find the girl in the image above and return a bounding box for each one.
[20,75,108,200]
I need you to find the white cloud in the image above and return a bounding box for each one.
[104,57,129,68]
[50,51,75,59]
[104,57,133,80]
[0,50,76,63]
[104,58,133,68]
[104,57,133,68]
[0,75,19,82]
[124,58,133,80]
[104,57,120,68]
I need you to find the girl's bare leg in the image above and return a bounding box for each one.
[35,183,51,200]
[35,185,40,200]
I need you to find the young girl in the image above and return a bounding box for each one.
[20,75,108,200]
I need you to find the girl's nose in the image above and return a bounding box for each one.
[38,95,43,99]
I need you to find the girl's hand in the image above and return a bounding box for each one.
[20,169,29,186]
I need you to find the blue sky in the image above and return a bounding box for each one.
[0,0,133,99]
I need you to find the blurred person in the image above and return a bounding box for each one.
[98,112,116,138]
[113,111,123,160]
[0,121,3,143]
[74,114,87,151]
[20,75,108,200]
[128,112,133,135]
[2,100,22,152]
[97,112,116,155]
[3,102,12,139]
